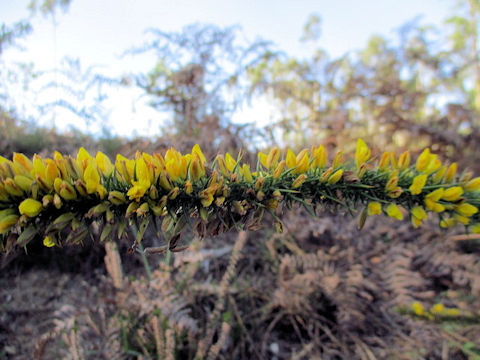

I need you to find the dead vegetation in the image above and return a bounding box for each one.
[1,207,479,359]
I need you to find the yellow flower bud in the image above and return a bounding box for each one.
[328,169,343,184]
[465,177,480,192]
[273,160,286,179]
[441,187,463,202]
[398,151,410,170]
[43,236,55,247]
[455,203,478,217]
[445,163,457,183]
[185,180,193,195]
[225,153,237,172]
[255,176,264,191]
[0,214,18,234]
[416,148,432,172]
[242,164,253,183]
[385,170,399,192]
[266,147,280,169]
[292,174,307,189]
[258,152,268,168]
[294,152,309,174]
[378,152,390,170]
[311,145,327,169]
[355,139,371,169]
[320,167,333,182]
[19,198,43,217]
[332,151,343,169]
[286,149,296,169]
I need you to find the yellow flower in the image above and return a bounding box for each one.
[216,155,229,177]
[367,202,382,216]
[425,188,444,202]
[96,151,114,176]
[409,174,427,195]
[398,151,410,170]
[455,203,478,217]
[332,151,343,169]
[411,206,427,228]
[416,148,432,172]
[19,198,43,217]
[273,160,285,179]
[189,154,205,182]
[43,236,55,247]
[292,174,307,189]
[191,144,206,164]
[378,152,390,170]
[445,163,457,183]
[242,164,253,183]
[465,177,480,192]
[14,175,33,192]
[411,301,424,316]
[355,139,371,169]
[0,214,18,234]
[294,152,309,174]
[386,203,403,220]
[266,147,280,169]
[424,156,441,174]
[440,218,457,228]
[425,198,445,213]
[12,152,33,176]
[328,169,343,184]
[225,153,237,172]
[385,170,399,192]
[77,147,93,171]
[286,149,296,169]
[454,213,469,225]
[441,187,463,202]
[471,223,480,234]
[84,163,100,194]
[257,152,268,168]
[430,303,445,315]
[432,166,446,183]
[311,145,327,169]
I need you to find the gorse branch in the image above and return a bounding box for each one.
[0,139,479,253]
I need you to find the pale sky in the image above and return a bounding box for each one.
[1,0,453,137]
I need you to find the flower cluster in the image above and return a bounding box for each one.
[0,140,479,252]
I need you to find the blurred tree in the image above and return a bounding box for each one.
[132,24,273,150]
[248,9,480,167]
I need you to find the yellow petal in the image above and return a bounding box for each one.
[367,202,382,216]
[286,149,296,169]
[386,203,403,220]
[409,174,427,195]
[96,151,114,176]
[84,163,100,194]
[192,144,206,164]
[355,139,371,169]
